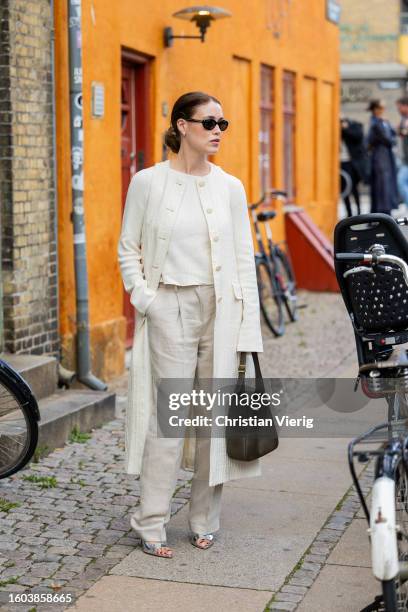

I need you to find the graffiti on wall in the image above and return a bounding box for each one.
[340,22,398,53]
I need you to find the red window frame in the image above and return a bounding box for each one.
[259,64,275,199]
[283,70,296,202]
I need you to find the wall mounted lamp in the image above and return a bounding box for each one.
[164,5,231,47]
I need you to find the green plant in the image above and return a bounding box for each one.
[32,444,50,463]
[0,576,18,586]
[22,474,57,488]
[70,476,85,487]
[69,425,91,443]
[0,498,21,512]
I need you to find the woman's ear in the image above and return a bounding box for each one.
[177,119,186,137]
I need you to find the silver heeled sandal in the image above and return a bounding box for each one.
[189,532,215,549]
[141,539,173,558]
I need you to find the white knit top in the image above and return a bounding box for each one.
[160,166,214,285]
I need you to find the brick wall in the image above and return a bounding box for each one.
[0,0,59,356]
[340,0,400,64]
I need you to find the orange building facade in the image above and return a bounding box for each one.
[54,0,340,380]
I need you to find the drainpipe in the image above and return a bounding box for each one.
[50,0,75,388]
[67,0,107,390]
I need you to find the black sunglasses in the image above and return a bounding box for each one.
[185,118,229,131]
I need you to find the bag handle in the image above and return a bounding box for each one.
[238,351,263,381]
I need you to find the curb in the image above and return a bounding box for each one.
[265,459,375,611]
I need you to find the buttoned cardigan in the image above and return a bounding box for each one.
[117,159,264,486]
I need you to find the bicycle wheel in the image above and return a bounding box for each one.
[0,360,40,479]
[340,168,352,199]
[382,459,408,611]
[256,258,284,336]
[273,247,298,322]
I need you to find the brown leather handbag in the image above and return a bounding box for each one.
[226,351,279,461]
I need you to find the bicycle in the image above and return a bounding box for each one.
[334,212,408,610]
[0,357,40,479]
[249,189,299,336]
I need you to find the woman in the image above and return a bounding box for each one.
[117,91,263,559]
[340,117,368,217]
[366,99,399,214]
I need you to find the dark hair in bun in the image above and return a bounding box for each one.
[366,98,385,112]
[164,91,221,154]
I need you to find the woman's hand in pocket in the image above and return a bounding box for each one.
[144,289,160,317]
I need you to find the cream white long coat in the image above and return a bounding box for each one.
[117,159,264,486]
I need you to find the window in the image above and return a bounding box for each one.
[259,65,275,197]
[402,0,408,34]
[283,70,296,201]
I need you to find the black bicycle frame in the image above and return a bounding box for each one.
[348,421,408,524]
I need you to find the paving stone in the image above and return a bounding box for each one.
[315,529,342,543]
[6,513,33,522]
[115,536,138,546]
[40,531,66,539]
[68,533,94,543]
[0,549,31,560]
[18,537,47,546]
[92,531,124,544]
[274,592,303,603]
[269,602,297,611]
[52,570,78,580]
[75,543,107,556]
[280,585,308,595]
[288,576,314,587]
[28,562,60,578]
[30,553,62,563]
[82,521,109,530]
[0,542,19,551]
[104,550,127,559]
[47,546,77,556]
[0,584,27,592]
[301,562,321,572]
[292,569,317,581]
[17,576,43,587]
[325,522,348,531]
[61,556,92,566]
[303,554,326,564]
[47,539,77,548]
[310,544,332,555]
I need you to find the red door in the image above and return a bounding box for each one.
[121,54,152,348]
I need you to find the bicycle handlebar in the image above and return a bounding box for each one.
[249,188,288,210]
[336,252,408,287]
[336,253,364,261]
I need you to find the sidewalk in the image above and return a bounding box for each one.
[0,290,383,611]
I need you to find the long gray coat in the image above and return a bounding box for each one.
[117,160,264,486]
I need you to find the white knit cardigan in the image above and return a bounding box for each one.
[117,160,264,486]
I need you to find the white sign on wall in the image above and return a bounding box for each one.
[326,0,341,25]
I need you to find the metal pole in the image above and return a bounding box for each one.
[67,0,106,390]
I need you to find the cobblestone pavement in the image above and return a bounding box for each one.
[0,289,356,611]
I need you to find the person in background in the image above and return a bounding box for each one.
[396,96,408,206]
[340,117,368,216]
[366,99,399,215]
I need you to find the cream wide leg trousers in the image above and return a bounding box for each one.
[130,282,223,543]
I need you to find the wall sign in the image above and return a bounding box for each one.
[326,0,341,25]
[91,82,104,118]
